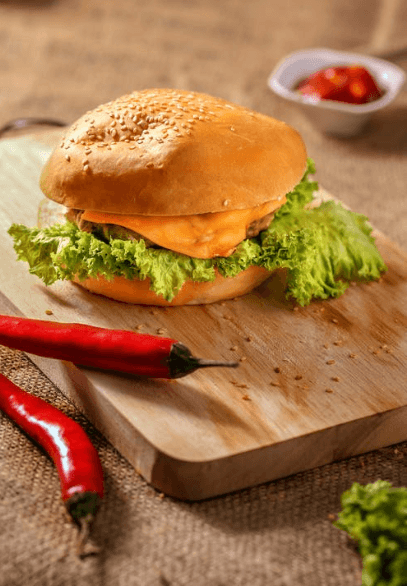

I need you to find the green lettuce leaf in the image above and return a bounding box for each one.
[334,481,407,586]
[7,159,386,303]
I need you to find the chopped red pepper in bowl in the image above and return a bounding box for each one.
[268,47,406,136]
[296,65,384,105]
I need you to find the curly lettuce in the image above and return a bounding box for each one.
[334,481,407,586]
[8,159,386,304]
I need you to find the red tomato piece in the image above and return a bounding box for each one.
[297,65,383,104]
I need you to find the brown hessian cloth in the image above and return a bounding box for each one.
[0,0,407,584]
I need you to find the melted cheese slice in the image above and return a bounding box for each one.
[81,198,285,258]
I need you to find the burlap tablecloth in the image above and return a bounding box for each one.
[0,1,406,584]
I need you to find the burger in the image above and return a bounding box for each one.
[8,89,386,306]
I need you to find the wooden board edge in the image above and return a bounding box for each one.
[147,405,407,500]
[26,350,407,500]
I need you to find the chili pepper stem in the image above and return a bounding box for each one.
[194,359,239,369]
[76,514,100,559]
[168,342,240,377]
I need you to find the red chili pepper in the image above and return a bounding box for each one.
[0,372,103,556]
[0,314,238,378]
[297,65,383,104]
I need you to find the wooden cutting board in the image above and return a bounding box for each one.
[1,129,407,500]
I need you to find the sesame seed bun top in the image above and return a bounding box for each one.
[39,88,307,216]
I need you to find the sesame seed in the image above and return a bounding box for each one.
[83,164,89,171]
[65,155,70,161]
[146,162,154,168]
[223,200,230,207]
[294,374,303,380]
[45,309,53,316]
[326,359,336,365]
[274,367,281,373]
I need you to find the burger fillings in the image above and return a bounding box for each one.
[8,89,386,305]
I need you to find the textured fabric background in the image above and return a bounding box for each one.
[0,0,407,584]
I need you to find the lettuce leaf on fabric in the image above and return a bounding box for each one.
[8,159,386,304]
[334,481,407,586]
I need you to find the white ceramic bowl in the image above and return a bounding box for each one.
[268,47,406,137]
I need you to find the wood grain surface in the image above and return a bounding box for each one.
[1,130,407,500]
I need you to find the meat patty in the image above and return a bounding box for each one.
[246,211,275,238]
[66,209,158,247]
[66,208,275,248]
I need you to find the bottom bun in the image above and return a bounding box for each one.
[73,266,272,306]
